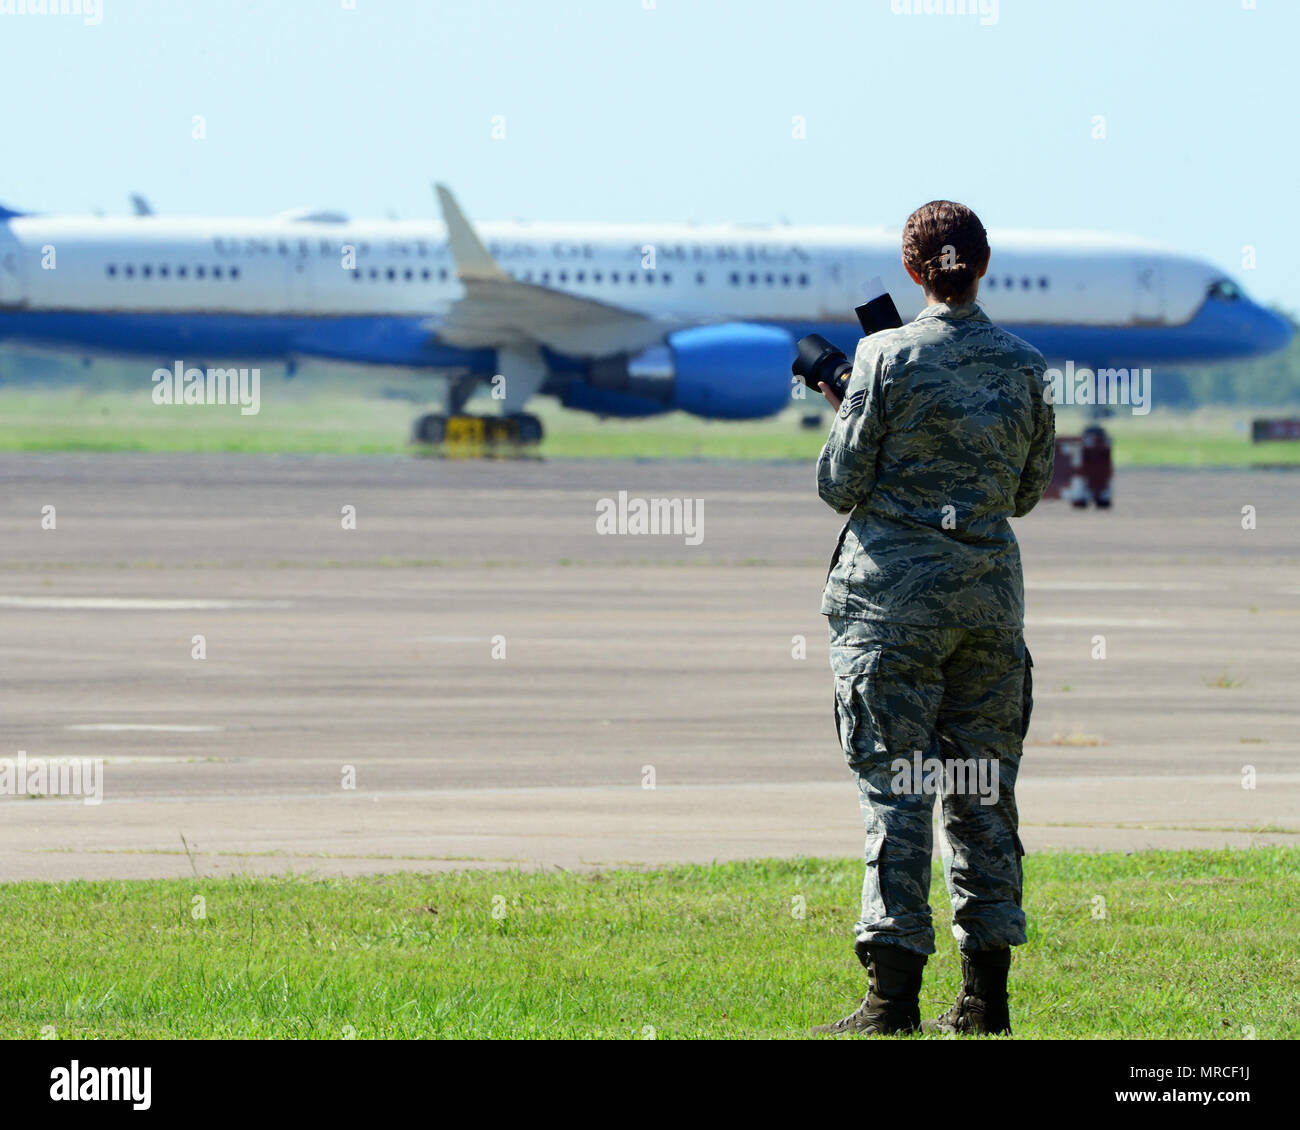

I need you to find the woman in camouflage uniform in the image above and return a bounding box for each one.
[812,201,1055,1037]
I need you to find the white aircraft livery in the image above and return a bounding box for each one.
[0,185,1290,439]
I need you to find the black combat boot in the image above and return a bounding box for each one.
[811,945,926,1036]
[924,947,1012,1035]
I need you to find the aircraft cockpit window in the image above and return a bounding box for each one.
[1208,279,1242,302]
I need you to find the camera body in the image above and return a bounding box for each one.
[791,291,903,400]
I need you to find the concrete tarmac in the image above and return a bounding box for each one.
[1,454,1296,880]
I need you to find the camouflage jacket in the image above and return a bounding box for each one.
[817,301,1054,627]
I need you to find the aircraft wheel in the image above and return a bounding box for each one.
[509,413,544,444]
[1071,498,1088,509]
[413,413,448,444]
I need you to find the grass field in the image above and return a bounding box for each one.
[0,383,1298,465]
[1,848,1294,1039]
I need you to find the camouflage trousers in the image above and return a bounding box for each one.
[828,616,1032,957]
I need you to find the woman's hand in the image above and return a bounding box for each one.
[818,382,843,413]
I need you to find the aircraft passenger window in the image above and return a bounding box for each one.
[662,272,671,284]
[1038,277,1049,289]
[798,273,809,286]
[386,268,396,280]
[541,271,551,283]
[1021,277,1031,289]
[730,272,740,285]
[559,271,568,283]
[593,272,602,282]
[627,273,636,285]
[781,274,790,286]
[1004,277,1013,289]
[421,268,431,280]
[611,273,619,283]
[764,273,773,285]
[353,271,362,281]
[196,267,205,279]
[747,273,757,285]
[404,269,413,281]
[159,266,169,278]
[369,268,378,279]
[987,276,996,287]
[576,271,585,282]
[696,272,706,284]
[124,266,135,277]
[439,268,449,281]
[106,265,117,277]
[644,273,653,285]
[230,267,239,279]
[142,266,152,278]
[177,266,187,278]
[212,266,222,279]
[278,242,289,256]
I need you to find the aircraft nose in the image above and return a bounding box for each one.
[1255,305,1294,355]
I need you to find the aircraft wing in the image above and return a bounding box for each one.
[431,184,672,358]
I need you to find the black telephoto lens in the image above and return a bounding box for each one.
[792,334,851,399]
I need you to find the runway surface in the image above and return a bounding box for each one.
[2,453,1297,879]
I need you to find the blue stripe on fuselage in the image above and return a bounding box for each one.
[0,309,492,370]
[770,296,1292,367]
[0,294,1289,375]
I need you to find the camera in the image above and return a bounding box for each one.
[792,290,903,399]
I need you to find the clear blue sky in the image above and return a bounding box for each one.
[2,0,1297,309]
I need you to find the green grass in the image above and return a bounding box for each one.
[0,384,1298,464]
[0,848,1294,1039]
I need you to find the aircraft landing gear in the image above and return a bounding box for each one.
[507,412,544,444]
[412,413,448,445]
[410,411,544,454]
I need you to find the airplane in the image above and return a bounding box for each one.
[0,185,1291,443]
